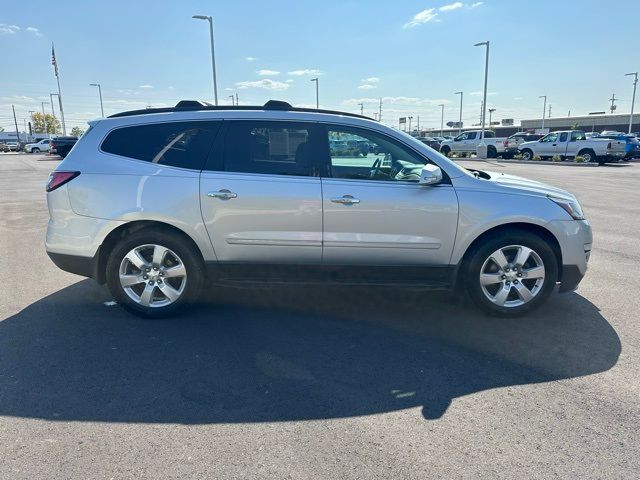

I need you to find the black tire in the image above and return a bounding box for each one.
[487,146,497,158]
[463,229,559,317]
[31,148,40,153]
[106,228,205,318]
[578,149,596,163]
[440,145,451,155]
[521,149,533,161]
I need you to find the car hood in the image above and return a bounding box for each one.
[485,171,575,199]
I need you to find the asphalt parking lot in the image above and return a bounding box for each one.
[0,153,638,479]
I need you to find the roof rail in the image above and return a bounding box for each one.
[108,100,371,120]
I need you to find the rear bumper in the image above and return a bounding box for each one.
[47,250,100,281]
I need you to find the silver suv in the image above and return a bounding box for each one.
[45,100,592,318]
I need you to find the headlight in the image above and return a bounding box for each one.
[548,195,585,220]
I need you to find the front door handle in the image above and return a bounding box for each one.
[331,195,360,205]
[208,189,237,200]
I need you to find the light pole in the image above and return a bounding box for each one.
[408,116,413,132]
[358,103,364,115]
[488,108,496,126]
[454,91,463,134]
[625,72,638,134]
[311,78,319,109]
[474,41,490,157]
[49,93,57,118]
[89,83,104,117]
[193,15,219,105]
[539,95,547,131]
[229,95,235,105]
[438,104,445,137]
[41,101,49,117]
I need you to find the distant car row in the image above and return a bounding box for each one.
[0,137,78,157]
[414,129,638,164]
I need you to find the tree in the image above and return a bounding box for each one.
[30,112,61,134]
[70,126,85,138]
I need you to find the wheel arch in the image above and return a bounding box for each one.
[95,220,206,284]
[454,222,563,288]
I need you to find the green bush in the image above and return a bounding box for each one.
[552,155,562,162]
[533,155,542,161]
[513,154,523,160]
[574,155,585,163]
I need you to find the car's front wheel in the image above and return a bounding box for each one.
[464,230,558,316]
[31,147,40,153]
[106,229,204,318]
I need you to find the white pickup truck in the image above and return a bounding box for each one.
[518,130,626,164]
[439,130,508,158]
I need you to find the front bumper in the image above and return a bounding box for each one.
[545,219,592,293]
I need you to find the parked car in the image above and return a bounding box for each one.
[518,130,626,164]
[0,143,10,152]
[24,139,51,153]
[439,130,509,158]
[45,100,591,318]
[49,136,78,158]
[5,142,19,152]
[596,133,640,159]
[503,133,543,158]
[418,136,441,150]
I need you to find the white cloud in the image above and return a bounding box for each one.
[244,56,258,62]
[26,26,42,37]
[235,79,290,90]
[285,79,294,83]
[440,2,463,11]
[342,96,451,107]
[168,86,175,90]
[403,8,438,28]
[361,77,380,83]
[358,84,377,90]
[139,85,154,89]
[470,2,484,7]
[288,69,322,76]
[470,91,497,96]
[257,69,280,76]
[0,24,20,35]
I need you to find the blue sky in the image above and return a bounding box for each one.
[1,0,638,132]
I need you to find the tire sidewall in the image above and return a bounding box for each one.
[106,229,204,318]
[464,231,559,317]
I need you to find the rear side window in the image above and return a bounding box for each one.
[101,121,219,170]
[484,131,495,138]
[223,121,316,176]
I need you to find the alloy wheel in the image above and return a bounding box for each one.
[479,245,545,308]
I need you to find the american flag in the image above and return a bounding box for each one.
[51,43,58,77]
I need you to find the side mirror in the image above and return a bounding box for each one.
[419,164,443,186]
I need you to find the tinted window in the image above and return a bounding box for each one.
[466,132,477,140]
[484,131,495,138]
[223,121,315,176]
[326,126,428,182]
[559,132,568,142]
[101,121,219,170]
[570,131,586,141]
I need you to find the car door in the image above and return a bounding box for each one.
[556,132,569,156]
[537,132,558,156]
[565,131,586,156]
[319,124,458,266]
[200,120,323,264]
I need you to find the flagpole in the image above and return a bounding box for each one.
[52,43,67,136]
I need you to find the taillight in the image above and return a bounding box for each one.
[46,171,80,192]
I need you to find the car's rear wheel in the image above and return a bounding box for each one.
[464,230,558,316]
[440,145,451,155]
[578,149,596,163]
[106,229,204,318]
[31,147,40,153]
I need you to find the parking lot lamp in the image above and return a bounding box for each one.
[438,104,445,137]
[358,103,364,115]
[474,41,489,158]
[625,72,638,134]
[455,91,463,134]
[488,108,496,125]
[311,78,319,109]
[539,95,547,131]
[89,83,104,117]
[192,15,219,106]
[41,101,49,117]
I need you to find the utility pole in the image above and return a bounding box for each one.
[609,93,617,114]
[455,91,463,134]
[358,103,363,115]
[625,72,638,134]
[49,93,56,118]
[12,105,20,143]
[539,95,547,131]
[378,98,382,122]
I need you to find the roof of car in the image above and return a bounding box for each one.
[108,100,371,122]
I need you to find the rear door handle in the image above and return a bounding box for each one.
[331,195,360,205]
[208,189,237,200]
